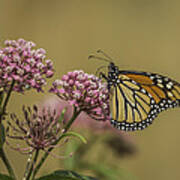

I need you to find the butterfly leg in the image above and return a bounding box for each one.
[99,72,108,80]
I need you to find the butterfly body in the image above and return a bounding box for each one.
[102,62,180,131]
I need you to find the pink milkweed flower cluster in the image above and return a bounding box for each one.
[6,105,62,153]
[50,70,110,121]
[0,38,54,92]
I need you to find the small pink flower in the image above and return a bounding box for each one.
[46,70,54,78]
[0,38,54,93]
[50,70,110,121]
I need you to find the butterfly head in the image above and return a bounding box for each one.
[108,62,119,80]
[108,62,119,74]
[88,50,119,83]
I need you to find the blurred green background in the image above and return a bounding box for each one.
[1,0,180,179]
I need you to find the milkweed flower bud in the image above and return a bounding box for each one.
[50,70,110,121]
[0,38,54,92]
[6,105,63,153]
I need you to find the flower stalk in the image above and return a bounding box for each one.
[31,107,81,180]
[23,154,33,180]
[26,150,39,180]
[0,80,15,124]
[0,80,16,179]
[0,148,16,180]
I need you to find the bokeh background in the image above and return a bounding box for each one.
[1,0,180,180]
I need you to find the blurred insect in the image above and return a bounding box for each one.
[89,50,180,131]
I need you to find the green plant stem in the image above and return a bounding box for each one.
[26,150,39,180]
[0,81,16,179]
[23,153,33,180]
[0,147,16,180]
[63,108,80,132]
[31,107,81,180]
[0,80,15,124]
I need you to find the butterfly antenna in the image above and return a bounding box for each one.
[88,55,111,63]
[97,49,114,62]
[95,66,107,76]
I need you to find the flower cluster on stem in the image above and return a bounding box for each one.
[50,70,110,121]
[6,105,63,154]
[0,38,54,93]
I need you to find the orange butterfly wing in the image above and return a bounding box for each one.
[110,71,180,131]
[126,73,180,102]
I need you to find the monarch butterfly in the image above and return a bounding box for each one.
[89,50,180,131]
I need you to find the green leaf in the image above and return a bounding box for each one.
[0,173,13,180]
[0,123,5,148]
[35,170,98,180]
[83,163,138,180]
[61,132,87,144]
